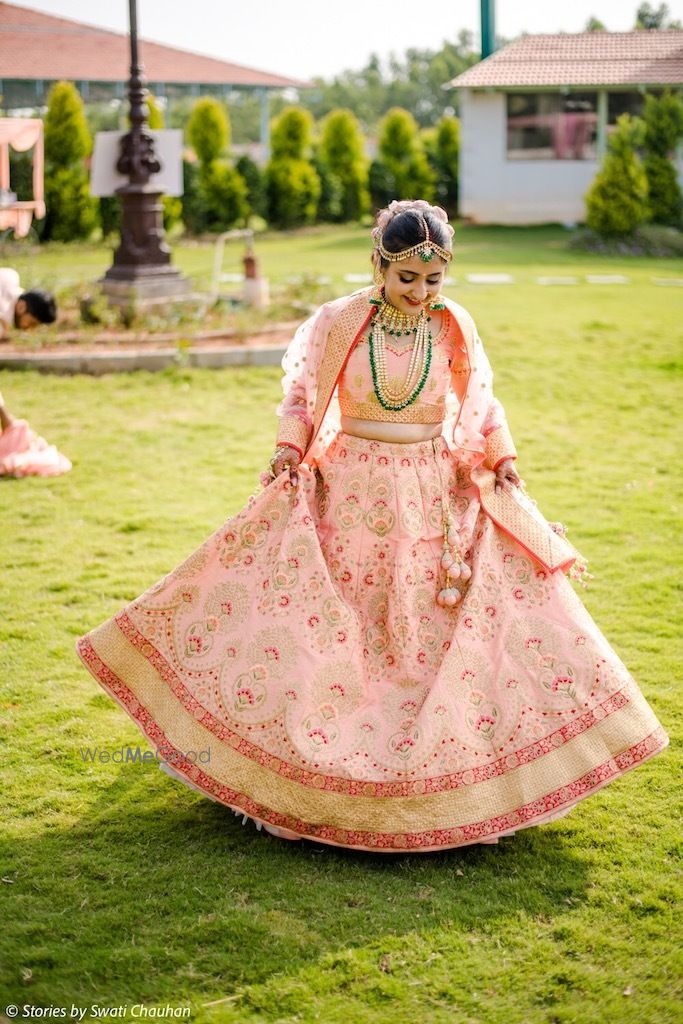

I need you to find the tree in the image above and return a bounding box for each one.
[370,108,435,209]
[424,116,460,216]
[301,33,479,129]
[270,106,315,159]
[235,154,266,223]
[635,3,682,28]
[187,97,229,164]
[43,81,98,241]
[265,107,321,227]
[642,91,683,225]
[318,109,369,222]
[186,97,247,231]
[584,16,607,30]
[585,114,649,236]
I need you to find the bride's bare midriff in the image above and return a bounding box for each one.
[340,416,444,443]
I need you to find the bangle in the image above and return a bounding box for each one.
[269,445,292,469]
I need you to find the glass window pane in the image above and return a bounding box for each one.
[507,92,598,160]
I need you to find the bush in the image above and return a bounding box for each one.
[198,159,248,231]
[585,115,648,237]
[235,154,266,221]
[317,109,369,222]
[45,166,99,242]
[424,116,460,216]
[271,106,315,160]
[371,108,435,208]
[43,81,98,241]
[265,158,321,228]
[266,107,320,227]
[642,92,683,227]
[187,98,229,164]
[643,153,682,226]
[180,159,207,234]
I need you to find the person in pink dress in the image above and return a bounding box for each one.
[76,200,668,852]
[0,389,71,478]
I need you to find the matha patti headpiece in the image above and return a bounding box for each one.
[377,221,452,265]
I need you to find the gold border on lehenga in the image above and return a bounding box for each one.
[81,618,666,843]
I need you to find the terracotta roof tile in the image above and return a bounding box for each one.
[449,31,683,88]
[0,2,309,88]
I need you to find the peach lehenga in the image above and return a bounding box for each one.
[76,289,668,852]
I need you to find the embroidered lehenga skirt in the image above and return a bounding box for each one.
[77,431,668,852]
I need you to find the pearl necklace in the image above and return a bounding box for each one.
[368,299,432,411]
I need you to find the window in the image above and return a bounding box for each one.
[507,93,598,160]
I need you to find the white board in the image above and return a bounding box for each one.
[90,129,183,197]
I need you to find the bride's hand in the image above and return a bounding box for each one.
[270,446,301,484]
[494,458,520,495]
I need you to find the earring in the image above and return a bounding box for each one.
[373,264,385,288]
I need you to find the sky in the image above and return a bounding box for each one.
[10,0,683,79]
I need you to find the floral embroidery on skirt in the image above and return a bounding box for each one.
[77,431,668,852]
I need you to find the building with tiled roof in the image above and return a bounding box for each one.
[0,2,309,156]
[447,31,683,224]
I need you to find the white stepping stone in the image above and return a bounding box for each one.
[652,277,683,286]
[536,276,578,285]
[585,274,629,284]
[466,273,514,284]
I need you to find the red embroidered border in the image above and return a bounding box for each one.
[75,629,668,849]
[89,612,649,799]
[77,614,663,831]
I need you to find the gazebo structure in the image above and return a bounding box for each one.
[0,117,44,237]
[0,1,309,161]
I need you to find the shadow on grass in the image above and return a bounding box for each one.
[1,761,592,1010]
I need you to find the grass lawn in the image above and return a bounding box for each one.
[1,226,681,1023]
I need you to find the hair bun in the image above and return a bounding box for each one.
[372,199,454,243]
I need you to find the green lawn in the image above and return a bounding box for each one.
[1,227,681,1023]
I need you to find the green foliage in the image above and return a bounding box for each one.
[179,159,207,234]
[370,107,435,208]
[145,92,165,130]
[98,196,121,238]
[43,81,97,242]
[318,109,369,222]
[266,107,320,228]
[585,115,649,237]
[424,115,460,216]
[235,154,267,221]
[584,15,607,30]
[643,91,683,156]
[641,93,683,227]
[643,154,682,226]
[198,159,249,231]
[44,166,99,242]
[270,106,314,160]
[303,34,478,129]
[635,2,681,28]
[44,80,92,166]
[187,97,229,164]
[265,157,321,228]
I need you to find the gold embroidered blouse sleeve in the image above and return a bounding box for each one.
[484,422,518,471]
[276,411,311,458]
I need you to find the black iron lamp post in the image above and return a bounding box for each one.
[102,0,187,303]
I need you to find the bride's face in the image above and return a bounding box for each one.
[382,254,448,314]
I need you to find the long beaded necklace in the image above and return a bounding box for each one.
[368,298,432,411]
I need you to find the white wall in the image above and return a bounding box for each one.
[459,90,600,225]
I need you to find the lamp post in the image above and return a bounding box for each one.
[102,0,187,305]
